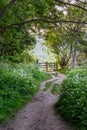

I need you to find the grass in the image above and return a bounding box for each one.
[43,82,52,91]
[51,83,61,94]
[59,67,69,74]
[52,72,59,77]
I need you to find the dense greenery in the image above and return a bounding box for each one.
[0,0,87,65]
[0,0,55,61]
[0,62,50,122]
[55,66,87,129]
[45,24,87,69]
[0,1,87,127]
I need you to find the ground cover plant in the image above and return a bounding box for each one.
[52,72,59,77]
[0,62,50,123]
[51,83,61,95]
[43,81,52,91]
[55,65,87,130]
[59,67,69,74]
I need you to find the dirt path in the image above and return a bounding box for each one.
[0,73,73,130]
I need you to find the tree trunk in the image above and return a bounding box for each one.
[72,39,78,68]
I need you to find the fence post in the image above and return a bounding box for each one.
[46,62,48,72]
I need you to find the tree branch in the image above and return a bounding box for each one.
[57,0,87,12]
[78,0,87,5]
[0,18,87,31]
[0,0,17,20]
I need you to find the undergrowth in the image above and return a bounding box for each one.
[0,62,50,123]
[59,67,69,74]
[52,72,59,77]
[51,83,61,94]
[55,65,87,130]
[44,82,52,91]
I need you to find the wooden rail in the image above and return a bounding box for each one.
[37,62,58,72]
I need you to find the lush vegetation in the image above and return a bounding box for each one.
[0,1,87,128]
[0,62,50,123]
[0,1,87,65]
[55,65,87,129]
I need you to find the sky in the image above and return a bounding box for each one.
[33,36,56,62]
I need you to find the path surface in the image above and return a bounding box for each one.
[0,73,73,130]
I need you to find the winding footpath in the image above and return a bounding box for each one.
[0,73,73,130]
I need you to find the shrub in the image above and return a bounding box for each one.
[55,67,87,129]
[0,62,50,122]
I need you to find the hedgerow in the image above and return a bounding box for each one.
[0,62,50,122]
[55,66,87,129]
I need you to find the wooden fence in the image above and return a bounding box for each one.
[37,62,58,72]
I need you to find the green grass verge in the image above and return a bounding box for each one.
[52,72,59,77]
[51,83,61,94]
[43,82,52,91]
[59,67,69,74]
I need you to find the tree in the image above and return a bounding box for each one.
[45,5,87,67]
[45,27,73,68]
[0,0,87,64]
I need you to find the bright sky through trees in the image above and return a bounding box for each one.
[33,36,56,62]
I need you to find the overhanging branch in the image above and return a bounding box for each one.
[57,0,87,12]
[0,18,87,31]
[0,0,17,20]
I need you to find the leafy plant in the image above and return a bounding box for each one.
[55,66,87,129]
[0,62,50,122]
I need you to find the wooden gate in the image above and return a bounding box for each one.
[37,62,58,72]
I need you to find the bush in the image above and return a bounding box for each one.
[55,67,87,129]
[0,62,50,122]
